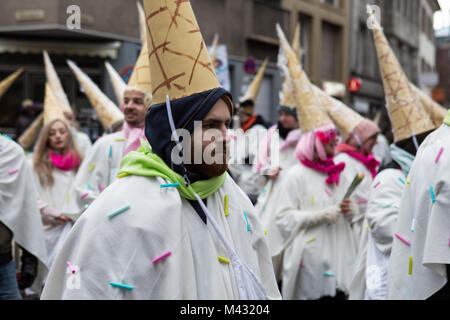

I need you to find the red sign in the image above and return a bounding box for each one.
[243,58,257,75]
[120,65,135,84]
[348,77,362,93]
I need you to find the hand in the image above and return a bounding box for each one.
[57,215,70,224]
[267,167,281,180]
[340,198,351,214]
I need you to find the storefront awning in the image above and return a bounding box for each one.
[0,38,122,59]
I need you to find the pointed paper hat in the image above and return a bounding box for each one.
[126,37,153,97]
[313,85,364,138]
[43,51,72,113]
[67,60,124,130]
[410,83,447,128]
[279,23,301,108]
[43,83,66,126]
[0,68,23,102]
[276,24,332,133]
[143,0,220,105]
[105,61,127,105]
[209,33,220,69]
[137,1,147,45]
[18,113,43,149]
[239,57,269,104]
[368,8,434,142]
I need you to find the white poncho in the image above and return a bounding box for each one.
[62,131,126,220]
[274,164,357,300]
[388,124,450,299]
[41,173,281,300]
[0,135,48,292]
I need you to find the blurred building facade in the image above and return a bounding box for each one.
[435,26,450,108]
[0,0,141,139]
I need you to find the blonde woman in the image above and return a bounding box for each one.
[30,118,83,271]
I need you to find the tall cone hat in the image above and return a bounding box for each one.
[43,83,66,126]
[43,51,72,113]
[127,37,153,97]
[105,61,127,105]
[276,24,332,133]
[239,57,269,104]
[313,85,364,138]
[143,0,219,105]
[410,83,447,128]
[0,68,23,102]
[279,23,301,108]
[137,1,147,45]
[67,60,124,131]
[18,113,43,149]
[209,33,219,69]
[368,7,434,142]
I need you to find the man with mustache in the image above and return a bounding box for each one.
[61,43,152,221]
[41,0,280,300]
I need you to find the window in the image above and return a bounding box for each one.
[320,0,340,8]
[321,21,341,80]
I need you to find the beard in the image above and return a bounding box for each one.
[185,141,229,178]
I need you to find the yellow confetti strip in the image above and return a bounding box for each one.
[224,195,228,217]
[117,172,129,179]
[66,193,70,202]
[88,163,96,172]
[311,195,315,205]
[407,174,411,185]
[264,230,267,235]
[115,138,125,142]
[218,256,230,264]
[409,257,413,275]
[306,237,317,244]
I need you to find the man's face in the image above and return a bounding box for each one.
[322,130,338,158]
[238,108,250,125]
[279,110,298,129]
[361,134,379,156]
[187,98,232,177]
[122,90,147,126]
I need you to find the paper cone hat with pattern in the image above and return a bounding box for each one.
[410,83,447,128]
[67,60,124,130]
[368,8,434,142]
[126,37,153,98]
[0,68,23,102]
[239,57,269,104]
[43,83,66,126]
[276,24,332,133]
[313,85,364,138]
[279,23,301,108]
[18,113,43,149]
[43,51,72,114]
[143,0,219,105]
[105,61,127,105]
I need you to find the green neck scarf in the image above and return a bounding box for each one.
[444,110,450,127]
[118,139,226,200]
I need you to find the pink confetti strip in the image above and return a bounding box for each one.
[80,193,89,199]
[373,181,381,189]
[324,188,332,198]
[395,233,411,246]
[8,169,19,175]
[435,147,444,164]
[98,184,105,192]
[152,251,171,264]
[66,261,76,274]
[300,263,305,268]
[357,198,368,205]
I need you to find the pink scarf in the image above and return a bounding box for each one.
[336,143,380,178]
[255,125,302,173]
[49,150,79,171]
[300,157,346,186]
[122,121,146,157]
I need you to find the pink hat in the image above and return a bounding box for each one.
[344,119,380,148]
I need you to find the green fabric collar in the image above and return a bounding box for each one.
[444,110,450,127]
[118,139,226,200]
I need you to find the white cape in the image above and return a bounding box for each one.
[41,173,281,300]
[0,136,48,293]
[62,131,126,221]
[73,129,92,156]
[388,124,450,299]
[274,164,357,299]
[255,133,300,282]
[349,168,404,300]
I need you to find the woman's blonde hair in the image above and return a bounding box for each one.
[33,119,83,187]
